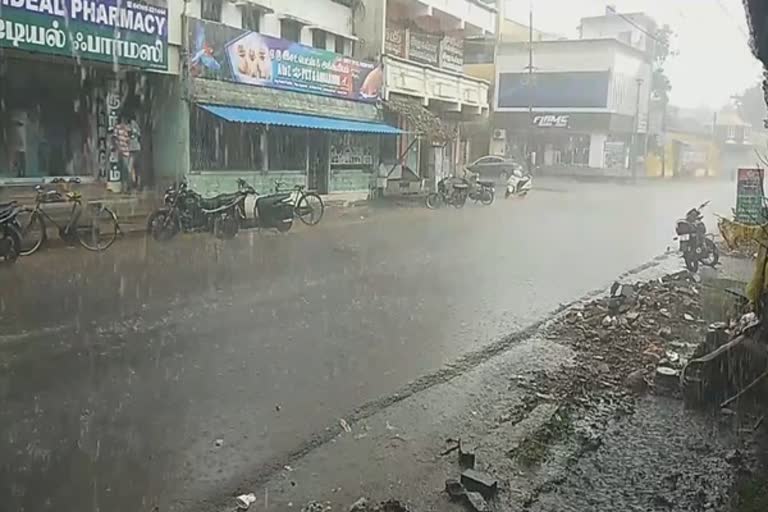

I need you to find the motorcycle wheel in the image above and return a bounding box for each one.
[480,190,494,206]
[147,209,179,242]
[214,212,239,240]
[276,219,293,233]
[684,253,699,273]
[425,192,442,210]
[702,238,719,267]
[0,224,21,265]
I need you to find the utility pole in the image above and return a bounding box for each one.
[526,5,534,174]
[630,77,643,180]
[660,98,667,177]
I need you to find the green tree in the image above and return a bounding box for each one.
[651,25,676,104]
[734,81,768,129]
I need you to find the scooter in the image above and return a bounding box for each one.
[505,167,533,198]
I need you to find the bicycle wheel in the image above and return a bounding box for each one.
[296,192,324,226]
[77,205,119,251]
[16,208,46,256]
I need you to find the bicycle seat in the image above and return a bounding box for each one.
[66,191,82,202]
[295,184,305,191]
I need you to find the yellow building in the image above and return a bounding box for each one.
[646,130,720,178]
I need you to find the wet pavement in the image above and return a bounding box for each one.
[0,179,736,511]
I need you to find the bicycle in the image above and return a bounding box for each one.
[274,180,324,226]
[16,184,120,255]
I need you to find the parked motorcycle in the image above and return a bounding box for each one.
[0,201,22,264]
[467,176,495,206]
[238,179,295,233]
[147,181,247,241]
[505,167,533,198]
[426,177,469,209]
[675,200,719,272]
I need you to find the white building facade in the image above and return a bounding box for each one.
[355,0,493,191]
[493,14,654,176]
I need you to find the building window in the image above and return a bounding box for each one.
[269,128,307,170]
[312,30,327,50]
[335,35,346,55]
[242,6,260,32]
[191,108,264,171]
[201,0,222,22]
[281,20,302,42]
[726,125,736,143]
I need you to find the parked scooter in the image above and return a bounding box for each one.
[505,167,533,198]
[147,180,247,241]
[675,200,719,272]
[238,179,295,233]
[0,201,22,264]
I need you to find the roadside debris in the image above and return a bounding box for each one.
[339,418,352,433]
[235,493,257,510]
[460,469,498,498]
[464,491,489,512]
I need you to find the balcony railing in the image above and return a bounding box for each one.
[384,54,489,110]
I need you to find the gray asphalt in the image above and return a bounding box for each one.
[0,178,735,512]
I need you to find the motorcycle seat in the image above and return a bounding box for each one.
[452,183,469,189]
[200,193,241,210]
[0,201,17,214]
[477,180,495,187]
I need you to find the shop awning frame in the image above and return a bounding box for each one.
[198,104,404,135]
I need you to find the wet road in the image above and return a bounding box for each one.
[0,179,734,511]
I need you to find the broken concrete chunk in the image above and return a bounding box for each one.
[684,313,695,322]
[460,469,498,498]
[236,493,257,510]
[445,478,466,500]
[625,311,640,323]
[348,498,369,512]
[465,491,490,512]
[459,444,476,469]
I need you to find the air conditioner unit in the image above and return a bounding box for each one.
[492,128,506,140]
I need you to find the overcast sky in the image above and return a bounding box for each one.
[504,0,763,109]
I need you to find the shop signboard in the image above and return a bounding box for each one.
[188,18,382,103]
[497,71,610,109]
[385,25,406,58]
[735,167,766,224]
[439,36,463,73]
[408,30,439,67]
[532,114,570,128]
[0,0,168,70]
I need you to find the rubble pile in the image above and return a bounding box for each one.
[543,270,708,401]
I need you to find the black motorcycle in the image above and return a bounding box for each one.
[147,181,247,241]
[675,200,719,272]
[0,201,22,264]
[468,177,495,206]
[426,178,469,209]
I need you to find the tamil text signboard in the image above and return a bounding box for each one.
[736,167,766,224]
[188,18,382,103]
[0,0,168,70]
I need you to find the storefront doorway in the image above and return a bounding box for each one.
[308,135,329,194]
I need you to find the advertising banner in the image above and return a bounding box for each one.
[0,0,168,70]
[498,71,610,109]
[189,18,382,103]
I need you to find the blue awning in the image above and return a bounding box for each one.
[198,104,402,135]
